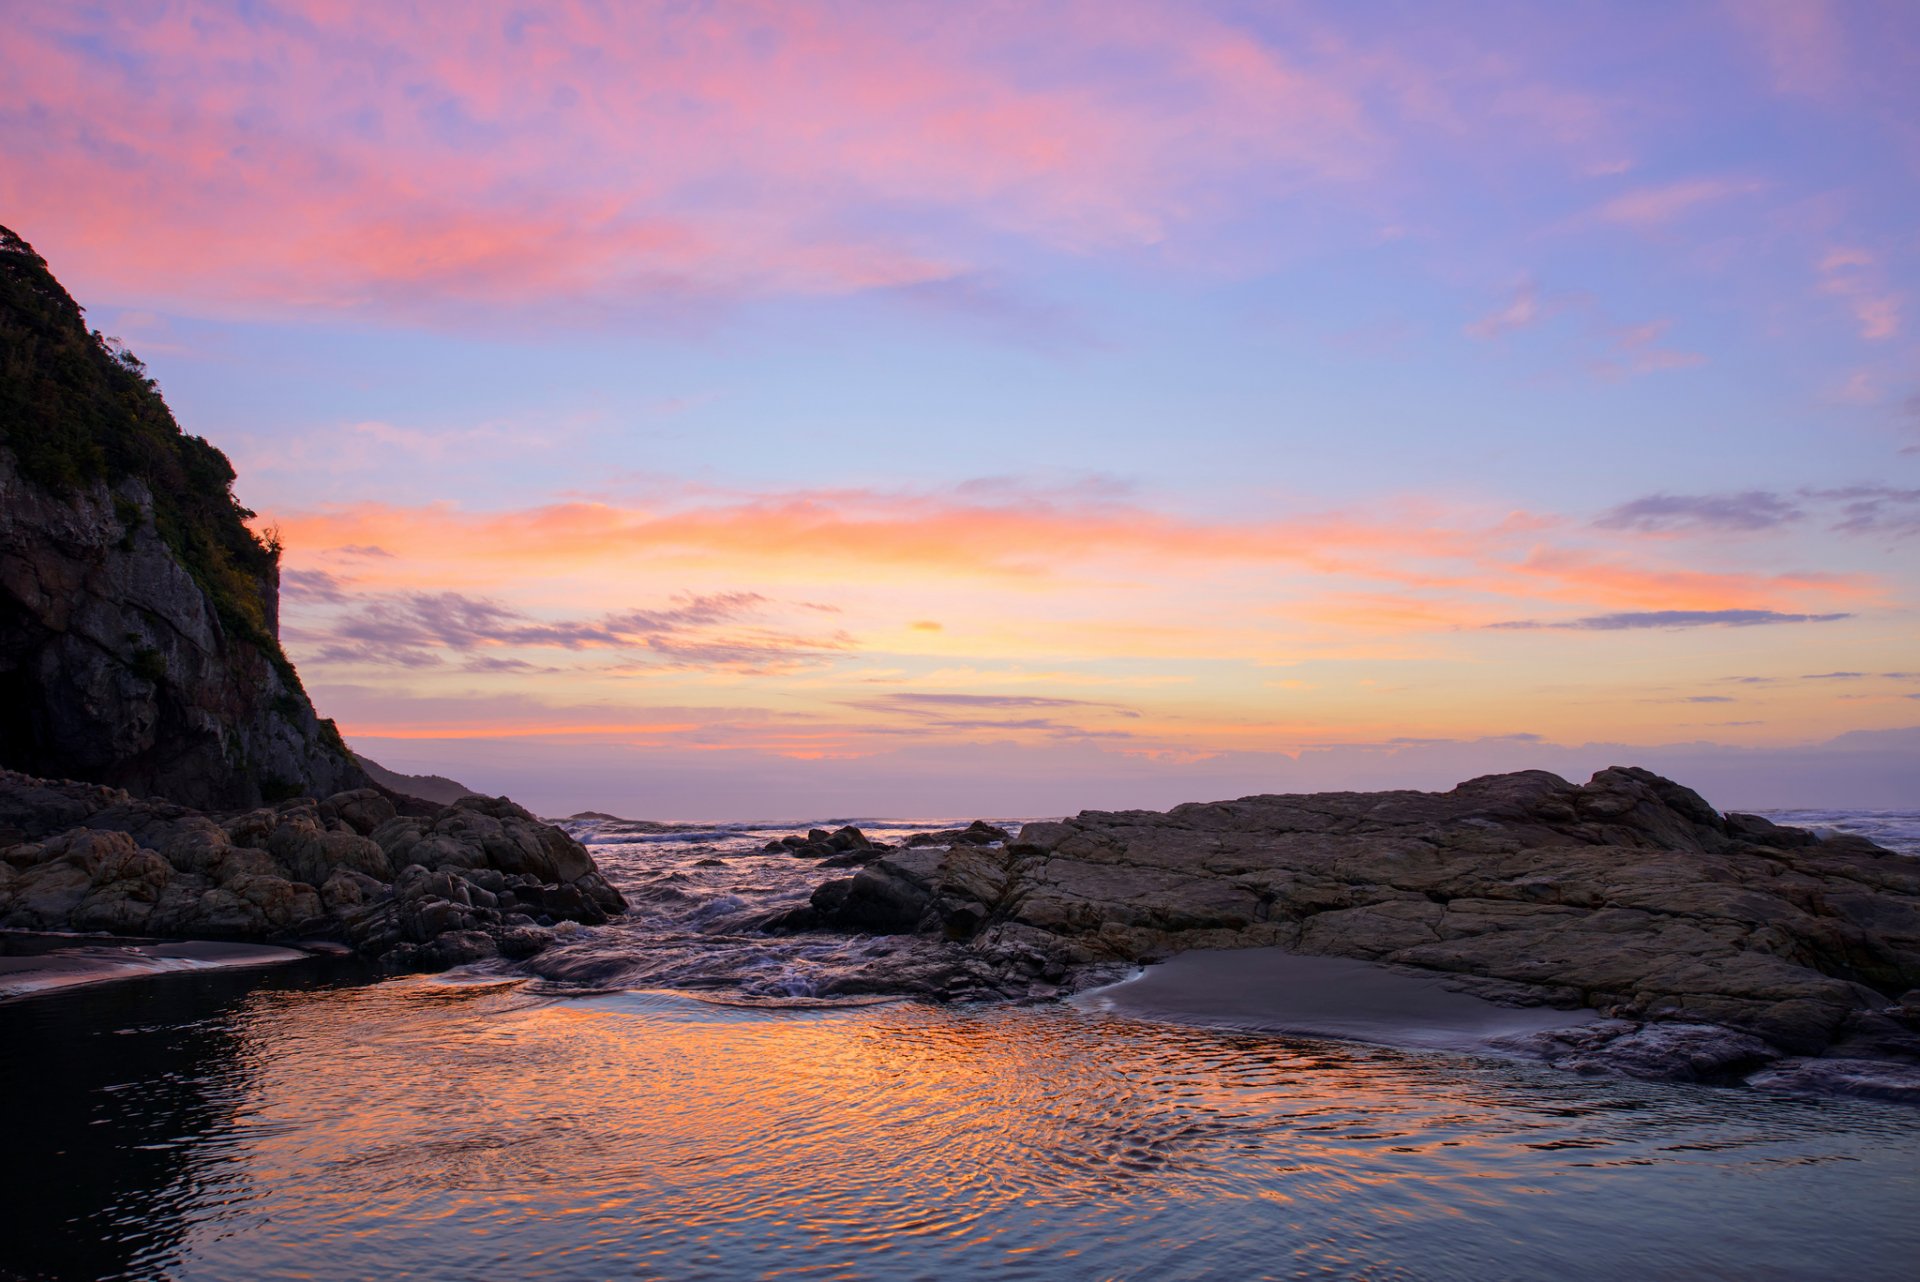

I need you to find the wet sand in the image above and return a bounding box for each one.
[1072,947,1597,1052]
[0,937,309,1000]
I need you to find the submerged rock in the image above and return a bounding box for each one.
[0,768,627,971]
[800,767,1920,1087]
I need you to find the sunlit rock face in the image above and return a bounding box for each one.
[800,767,1920,1079]
[0,226,363,808]
[0,770,627,968]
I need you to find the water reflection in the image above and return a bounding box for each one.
[0,957,359,1281]
[5,968,1918,1281]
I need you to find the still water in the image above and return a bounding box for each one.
[3,810,1919,1281]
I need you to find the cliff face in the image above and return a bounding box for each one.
[0,226,366,808]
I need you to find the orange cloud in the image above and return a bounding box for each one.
[268,483,1880,632]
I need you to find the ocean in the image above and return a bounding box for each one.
[1,809,1917,1280]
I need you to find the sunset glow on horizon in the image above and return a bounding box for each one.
[7,0,1917,814]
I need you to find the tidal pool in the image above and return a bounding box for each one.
[3,960,1918,1282]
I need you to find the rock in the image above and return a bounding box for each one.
[0,230,369,809]
[424,930,499,967]
[4,859,95,927]
[1747,1057,1920,1104]
[902,820,1011,848]
[1495,1021,1784,1083]
[801,767,1920,1085]
[496,924,556,959]
[0,766,626,974]
[318,788,396,836]
[814,848,948,933]
[319,867,385,913]
[826,825,871,852]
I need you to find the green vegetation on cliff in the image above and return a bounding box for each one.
[0,225,287,666]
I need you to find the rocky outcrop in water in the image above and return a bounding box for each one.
[0,225,364,808]
[0,769,627,969]
[795,767,1920,1091]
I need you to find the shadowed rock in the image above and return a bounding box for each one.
[801,766,1920,1087]
[0,768,627,971]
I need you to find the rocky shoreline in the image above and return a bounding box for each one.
[0,769,627,970]
[10,759,1920,1099]
[777,766,1920,1098]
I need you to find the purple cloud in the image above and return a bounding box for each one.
[1595,491,1803,532]
[281,568,354,602]
[290,588,848,674]
[1596,486,1920,538]
[1490,609,1851,631]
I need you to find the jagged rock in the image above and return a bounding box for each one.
[0,768,627,970]
[803,766,1920,1084]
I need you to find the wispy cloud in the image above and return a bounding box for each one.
[1817,247,1902,341]
[289,589,853,675]
[282,567,355,603]
[1596,491,1804,533]
[268,481,1880,628]
[1590,317,1704,378]
[840,692,1141,740]
[1597,486,1920,538]
[1467,281,1554,339]
[0,1,1401,324]
[1489,609,1851,631]
[1594,176,1763,227]
[1467,285,1699,378]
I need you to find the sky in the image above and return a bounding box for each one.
[4,0,1918,816]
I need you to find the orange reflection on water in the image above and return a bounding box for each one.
[108,974,1920,1282]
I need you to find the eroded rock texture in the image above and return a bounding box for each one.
[800,767,1920,1085]
[0,770,627,969]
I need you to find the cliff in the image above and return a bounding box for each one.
[0,225,366,807]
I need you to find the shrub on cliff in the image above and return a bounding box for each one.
[0,224,283,657]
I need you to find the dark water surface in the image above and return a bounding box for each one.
[5,967,1920,1281]
[3,811,1919,1280]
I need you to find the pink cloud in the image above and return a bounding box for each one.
[0,1,1396,322]
[1595,177,1763,227]
[1725,0,1852,99]
[0,2,1704,326]
[1590,318,1705,379]
[1468,281,1552,339]
[1818,246,1902,340]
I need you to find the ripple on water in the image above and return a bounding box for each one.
[5,975,1919,1282]
[6,811,1920,1281]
